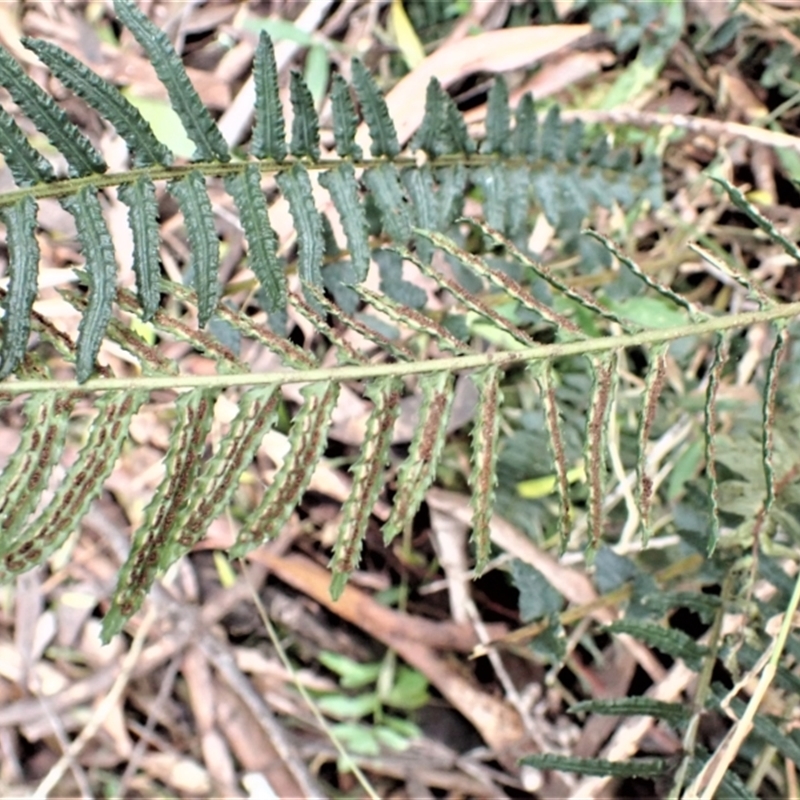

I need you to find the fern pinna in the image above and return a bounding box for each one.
[0,0,798,672]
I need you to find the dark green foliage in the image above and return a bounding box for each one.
[168,171,220,327]
[252,30,287,161]
[277,164,324,308]
[0,45,105,177]
[0,107,56,186]
[225,166,285,311]
[118,177,161,320]
[113,0,229,163]
[330,73,362,160]
[64,188,118,382]
[350,58,400,158]
[0,198,39,378]
[23,37,172,167]
[521,753,668,779]
[0,16,663,383]
[289,71,320,160]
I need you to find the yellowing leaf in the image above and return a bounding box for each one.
[390,0,425,69]
[517,462,586,499]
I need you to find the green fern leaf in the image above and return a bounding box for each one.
[0,395,74,552]
[363,163,413,244]
[251,30,286,162]
[401,246,533,348]
[383,371,455,543]
[727,695,800,767]
[213,293,315,369]
[637,343,668,542]
[569,697,692,725]
[513,93,539,159]
[539,105,562,163]
[412,78,473,158]
[103,388,218,640]
[401,166,439,261]
[0,106,55,185]
[276,164,324,307]
[605,620,708,668]
[563,119,584,164]
[359,286,469,354]
[473,164,509,233]
[351,58,400,158]
[0,197,39,378]
[530,363,573,551]
[23,37,172,167]
[714,177,800,263]
[225,165,285,312]
[476,221,634,331]
[311,287,415,363]
[319,163,370,281]
[289,71,320,160]
[585,353,617,554]
[704,333,727,551]
[0,46,105,176]
[117,285,241,370]
[161,386,280,565]
[762,324,789,518]
[117,176,161,320]
[113,0,229,163]
[416,227,582,337]
[168,170,220,327]
[233,381,340,555]
[434,164,468,228]
[481,76,511,156]
[330,73,362,160]
[2,391,145,576]
[331,376,403,598]
[470,365,503,573]
[531,166,561,227]
[521,753,667,779]
[412,78,448,159]
[63,188,117,383]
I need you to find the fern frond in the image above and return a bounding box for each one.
[225,166,285,312]
[168,171,220,327]
[64,188,118,383]
[117,177,161,320]
[331,376,403,598]
[251,30,287,162]
[232,381,340,556]
[0,197,39,378]
[470,365,503,573]
[113,0,229,162]
[22,37,172,167]
[0,45,105,176]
